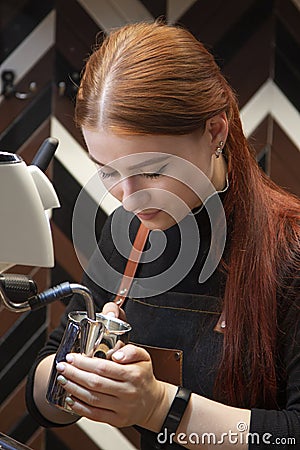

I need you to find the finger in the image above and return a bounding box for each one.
[106,340,125,360]
[102,302,127,321]
[56,361,124,394]
[64,396,123,427]
[112,344,151,364]
[61,353,128,381]
[56,375,121,410]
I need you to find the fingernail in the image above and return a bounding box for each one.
[113,351,124,360]
[56,362,65,372]
[57,375,68,385]
[66,354,74,363]
[65,396,74,406]
[106,311,116,318]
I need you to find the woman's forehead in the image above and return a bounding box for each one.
[82,127,204,164]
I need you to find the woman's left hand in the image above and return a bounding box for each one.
[56,344,175,431]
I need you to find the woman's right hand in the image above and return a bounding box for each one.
[101,301,127,321]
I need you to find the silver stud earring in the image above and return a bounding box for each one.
[215,141,224,158]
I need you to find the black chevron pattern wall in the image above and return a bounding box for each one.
[0,1,299,449]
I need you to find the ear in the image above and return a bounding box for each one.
[205,112,228,149]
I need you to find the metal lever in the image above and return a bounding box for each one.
[0,274,95,320]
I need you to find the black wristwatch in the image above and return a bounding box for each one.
[158,386,191,446]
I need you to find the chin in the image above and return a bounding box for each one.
[140,213,178,231]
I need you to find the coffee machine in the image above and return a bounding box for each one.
[0,138,59,450]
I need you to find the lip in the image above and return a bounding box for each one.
[136,209,161,221]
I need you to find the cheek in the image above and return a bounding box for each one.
[101,177,199,211]
[164,179,195,202]
[153,181,196,219]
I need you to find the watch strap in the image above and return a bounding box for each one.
[160,386,191,438]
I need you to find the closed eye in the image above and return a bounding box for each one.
[98,170,118,180]
[142,172,161,179]
[142,164,168,179]
[98,163,168,180]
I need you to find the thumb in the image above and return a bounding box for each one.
[112,344,151,364]
[102,301,127,321]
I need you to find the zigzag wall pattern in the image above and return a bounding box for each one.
[0,1,299,449]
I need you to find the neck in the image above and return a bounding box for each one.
[211,155,228,192]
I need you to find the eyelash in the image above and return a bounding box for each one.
[99,171,116,179]
[99,165,167,180]
[143,172,161,179]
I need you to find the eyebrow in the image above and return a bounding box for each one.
[89,154,170,170]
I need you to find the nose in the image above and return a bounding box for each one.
[118,176,151,212]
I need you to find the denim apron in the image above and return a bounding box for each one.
[89,192,229,449]
[103,187,229,449]
[123,288,225,449]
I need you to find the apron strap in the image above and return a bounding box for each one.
[113,222,150,308]
[113,222,226,332]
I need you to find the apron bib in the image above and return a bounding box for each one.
[112,223,225,449]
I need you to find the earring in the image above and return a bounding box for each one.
[215,141,224,158]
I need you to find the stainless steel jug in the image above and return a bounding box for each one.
[46,311,131,413]
[0,433,33,450]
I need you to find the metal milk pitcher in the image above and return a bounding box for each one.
[46,311,131,413]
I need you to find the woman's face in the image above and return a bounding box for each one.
[83,120,226,230]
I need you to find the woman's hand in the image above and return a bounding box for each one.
[101,301,127,321]
[55,344,176,431]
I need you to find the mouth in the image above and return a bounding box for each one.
[136,209,161,221]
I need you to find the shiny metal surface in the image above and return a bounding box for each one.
[46,311,131,413]
[0,433,32,450]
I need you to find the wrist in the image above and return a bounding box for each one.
[141,382,177,433]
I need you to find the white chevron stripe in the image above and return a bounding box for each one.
[0,10,55,102]
[167,0,198,24]
[292,0,300,11]
[78,418,136,450]
[78,0,153,32]
[51,117,120,216]
[240,79,300,151]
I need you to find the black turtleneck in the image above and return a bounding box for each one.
[26,197,300,450]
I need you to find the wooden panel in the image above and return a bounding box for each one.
[248,116,270,156]
[51,424,101,450]
[52,222,86,282]
[0,0,53,63]
[56,0,101,60]
[49,298,66,333]
[0,0,28,30]
[0,380,26,433]
[0,49,54,138]
[139,0,167,18]
[222,17,273,107]
[179,0,256,45]
[26,428,45,450]
[270,121,300,197]
[54,90,86,146]
[276,0,300,44]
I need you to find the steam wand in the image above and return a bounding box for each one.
[0,274,95,320]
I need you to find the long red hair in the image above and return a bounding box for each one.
[75,21,300,408]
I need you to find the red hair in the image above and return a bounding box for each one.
[75,21,300,408]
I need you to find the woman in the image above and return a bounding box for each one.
[26,22,300,449]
